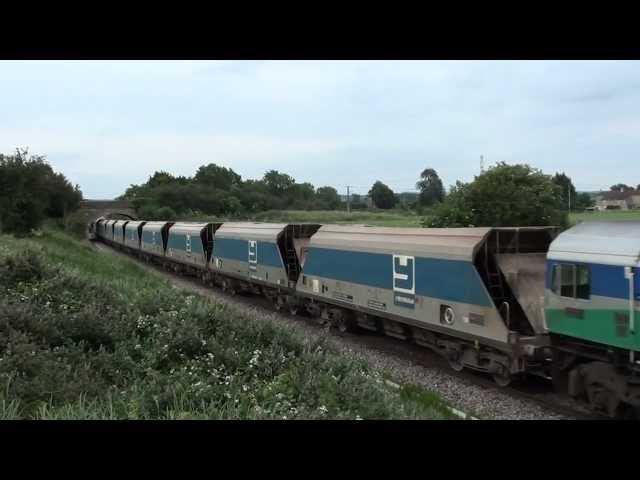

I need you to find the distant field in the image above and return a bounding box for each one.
[184,208,640,230]
[570,210,640,225]
[250,209,424,227]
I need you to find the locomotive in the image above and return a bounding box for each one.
[89,217,640,417]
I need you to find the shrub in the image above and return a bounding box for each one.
[0,248,46,287]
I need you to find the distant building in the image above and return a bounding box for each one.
[595,190,640,210]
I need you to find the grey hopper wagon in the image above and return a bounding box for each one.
[166,222,221,269]
[297,224,557,383]
[112,220,129,245]
[211,222,320,293]
[140,221,173,258]
[124,221,147,250]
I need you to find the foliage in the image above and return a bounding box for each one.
[0,230,453,419]
[0,148,82,235]
[610,183,634,192]
[368,181,396,209]
[263,170,295,196]
[574,192,595,210]
[552,172,576,210]
[416,168,445,206]
[426,162,568,228]
[315,186,341,210]
[194,164,241,190]
[120,164,347,218]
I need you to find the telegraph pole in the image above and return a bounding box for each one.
[480,155,484,173]
[346,185,351,214]
[568,184,571,211]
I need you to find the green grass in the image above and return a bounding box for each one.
[0,228,455,420]
[570,209,640,225]
[247,209,424,227]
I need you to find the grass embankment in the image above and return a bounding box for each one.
[569,210,640,225]
[0,229,453,419]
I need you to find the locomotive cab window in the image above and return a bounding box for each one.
[552,264,590,300]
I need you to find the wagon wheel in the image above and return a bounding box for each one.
[492,371,512,388]
[585,381,618,416]
[448,357,464,372]
[335,315,356,333]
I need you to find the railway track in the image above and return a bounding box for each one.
[93,240,602,420]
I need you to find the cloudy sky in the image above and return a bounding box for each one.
[1,60,638,199]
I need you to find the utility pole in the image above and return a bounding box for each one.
[346,186,351,214]
[480,155,484,173]
[568,184,571,212]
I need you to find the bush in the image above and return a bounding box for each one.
[64,211,90,239]
[426,163,568,228]
[0,248,46,287]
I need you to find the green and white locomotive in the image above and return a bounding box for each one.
[546,221,640,417]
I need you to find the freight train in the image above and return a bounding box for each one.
[88,218,640,418]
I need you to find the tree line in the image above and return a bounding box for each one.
[122,161,598,229]
[119,165,344,219]
[0,144,605,236]
[0,149,82,235]
[121,163,451,219]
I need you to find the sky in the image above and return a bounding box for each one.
[0,60,639,199]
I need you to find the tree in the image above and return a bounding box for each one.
[369,181,396,209]
[416,168,445,206]
[575,192,595,210]
[288,182,315,208]
[552,172,577,210]
[316,186,341,210]
[194,163,241,190]
[45,172,83,218]
[610,183,633,192]
[426,162,567,228]
[263,170,295,196]
[147,171,177,188]
[0,148,83,235]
